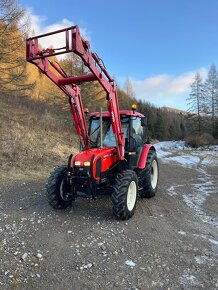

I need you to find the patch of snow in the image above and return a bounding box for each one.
[209,145,218,151]
[167,185,179,196]
[125,259,136,267]
[166,155,200,167]
[178,231,186,235]
[167,184,184,196]
[194,234,218,248]
[155,141,189,151]
[182,167,218,228]
[154,141,218,167]
[157,149,171,158]
[201,156,218,166]
[155,140,218,152]
[195,255,209,265]
[208,238,218,247]
[180,273,200,286]
[165,166,218,230]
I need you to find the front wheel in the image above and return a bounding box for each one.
[112,170,138,220]
[46,165,73,209]
[138,150,159,198]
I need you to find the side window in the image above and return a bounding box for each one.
[90,119,100,142]
[131,117,144,150]
[132,117,144,139]
[90,119,99,134]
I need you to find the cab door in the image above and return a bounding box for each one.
[128,116,146,169]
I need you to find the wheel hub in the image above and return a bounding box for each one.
[151,160,158,189]
[127,181,137,211]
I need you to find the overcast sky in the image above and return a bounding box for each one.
[19,0,218,110]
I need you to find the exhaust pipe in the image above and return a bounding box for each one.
[100,107,103,149]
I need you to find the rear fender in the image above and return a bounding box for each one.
[137,144,156,169]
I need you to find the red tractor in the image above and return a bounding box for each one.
[26,25,159,220]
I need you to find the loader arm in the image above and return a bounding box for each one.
[26,25,124,160]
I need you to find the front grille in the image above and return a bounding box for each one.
[74,166,90,177]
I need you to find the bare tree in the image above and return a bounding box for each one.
[204,64,218,137]
[0,0,24,25]
[187,72,204,135]
[124,78,136,99]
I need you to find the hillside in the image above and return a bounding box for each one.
[162,106,188,115]
[0,94,79,185]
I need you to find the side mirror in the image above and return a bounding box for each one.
[141,117,147,127]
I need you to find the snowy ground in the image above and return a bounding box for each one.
[155,140,218,168]
[155,141,218,289]
[156,140,218,227]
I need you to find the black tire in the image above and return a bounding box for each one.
[138,150,159,198]
[46,165,73,209]
[112,170,138,220]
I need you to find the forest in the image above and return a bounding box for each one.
[0,0,217,145]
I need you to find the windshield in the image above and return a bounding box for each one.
[89,117,129,148]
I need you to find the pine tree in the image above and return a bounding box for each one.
[154,110,167,140]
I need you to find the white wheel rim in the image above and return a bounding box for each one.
[127,181,137,211]
[151,160,158,189]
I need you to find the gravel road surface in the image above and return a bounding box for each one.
[1,159,218,289]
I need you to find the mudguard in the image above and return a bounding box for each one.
[137,144,156,169]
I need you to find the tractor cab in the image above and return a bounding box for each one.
[88,109,147,169]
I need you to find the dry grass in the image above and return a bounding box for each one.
[0,94,79,186]
[185,133,217,148]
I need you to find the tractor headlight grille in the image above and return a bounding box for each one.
[74,166,90,177]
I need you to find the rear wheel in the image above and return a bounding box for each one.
[112,170,138,220]
[46,165,73,209]
[138,150,159,198]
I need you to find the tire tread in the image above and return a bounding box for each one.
[137,150,158,198]
[46,165,72,209]
[112,170,138,220]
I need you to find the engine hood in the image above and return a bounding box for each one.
[73,147,118,180]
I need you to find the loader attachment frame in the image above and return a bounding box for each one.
[26,25,124,159]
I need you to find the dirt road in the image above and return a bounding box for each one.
[1,158,218,289]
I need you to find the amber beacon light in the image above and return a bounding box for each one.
[131,104,137,113]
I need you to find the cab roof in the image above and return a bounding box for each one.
[90,110,144,118]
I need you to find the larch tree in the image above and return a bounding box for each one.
[187,72,204,135]
[124,78,136,99]
[204,64,218,137]
[59,54,105,111]
[0,0,33,95]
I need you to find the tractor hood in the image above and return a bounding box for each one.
[72,147,118,180]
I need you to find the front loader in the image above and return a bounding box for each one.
[26,24,159,220]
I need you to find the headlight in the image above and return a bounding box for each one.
[74,161,81,166]
[84,161,90,166]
